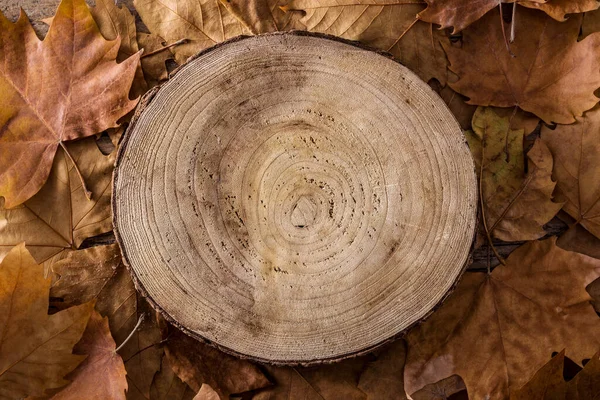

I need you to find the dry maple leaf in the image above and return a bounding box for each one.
[511,350,600,399]
[541,106,600,240]
[159,320,270,399]
[51,310,128,400]
[220,0,306,33]
[404,237,600,399]
[445,7,600,124]
[49,244,164,400]
[282,0,449,85]
[466,107,562,242]
[0,244,94,399]
[0,0,139,208]
[133,0,249,64]
[0,137,115,273]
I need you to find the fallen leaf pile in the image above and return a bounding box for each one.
[2,0,600,399]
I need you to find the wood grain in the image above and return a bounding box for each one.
[113,32,478,364]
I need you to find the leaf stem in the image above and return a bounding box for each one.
[510,3,517,43]
[498,3,515,57]
[480,127,506,267]
[387,17,419,52]
[115,313,145,353]
[141,39,188,59]
[59,141,92,200]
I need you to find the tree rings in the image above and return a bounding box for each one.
[113,33,477,364]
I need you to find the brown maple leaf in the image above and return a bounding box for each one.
[541,106,600,240]
[0,244,94,398]
[51,310,128,400]
[404,238,600,399]
[511,350,600,399]
[49,244,164,400]
[282,0,449,85]
[445,7,600,124]
[133,0,249,64]
[0,136,115,274]
[466,107,562,242]
[0,0,139,208]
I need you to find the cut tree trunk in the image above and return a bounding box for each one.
[112,32,478,365]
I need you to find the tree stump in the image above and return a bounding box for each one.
[113,32,478,364]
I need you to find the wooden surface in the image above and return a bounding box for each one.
[112,33,478,364]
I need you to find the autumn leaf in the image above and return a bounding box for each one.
[418,1,599,33]
[404,238,600,399]
[137,32,173,89]
[445,7,600,124]
[51,310,128,400]
[282,0,449,85]
[0,244,93,399]
[150,357,196,400]
[541,106,600,240]
[0,137,115,273]
[357,341,407,399]
[133,0,249,64]
[159,321,270,399]
[194,384,219,400]
[417,0,510,33]
[466,107,562,242]
[220,0,306,34]
[90,0,148,97]
[49,244,164,400]
[411,376,466,400]
[0,0,139,208]
[511,350,600,399]
[520,0,600,22]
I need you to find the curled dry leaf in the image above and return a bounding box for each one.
[541,106,600,240]
[445,7,600,124]
[0,244,93,399]
[0,137,115,274]
[220,0,306,34]
[51,310,128,400]
[404,238,600,399]
[0,0,139,208]
[282,0,449,85]
[137,32,173,88]
[467,107,562,242]
[159,321,270,399]
[49,244,163,400]
[511,350,600,399]
[133,0,249,64]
